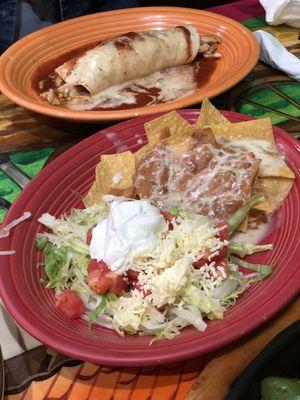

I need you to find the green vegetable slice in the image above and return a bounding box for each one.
[228,194,264,235]
[35,236,49,250]
[88,295,107,333]
[230,255,273,281]
[229,241,272,257]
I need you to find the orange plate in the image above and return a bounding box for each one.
[0,7,259,122]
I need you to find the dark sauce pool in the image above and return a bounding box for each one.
[33,39,218,111]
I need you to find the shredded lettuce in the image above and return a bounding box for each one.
[37,204,109,295]
[35,198,274,342]
[181,284,224,319]
[111,294,146,334]
[88,295,107,333]
[230,255,273,281]
[37,238,71,292]
[172,305,207,331]
[221,279,252,307]
[228,195,264,235]
[229,241,272,257]
[169,206,190,219]
[207,277,240,301]
[36,236,48,250]
[67,203,108,226]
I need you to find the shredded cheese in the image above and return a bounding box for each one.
[0,211,31,238]
[130,214,226,308]
[0,250,16,256]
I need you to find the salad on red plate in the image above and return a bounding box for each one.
[35,99,294,341]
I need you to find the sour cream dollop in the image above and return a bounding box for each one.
[89,199,166,274]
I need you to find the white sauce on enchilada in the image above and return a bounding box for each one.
[36,26,220,111]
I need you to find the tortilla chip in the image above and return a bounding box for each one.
[238,217,249,233]
[259,162,295,179]
[252,177,294,212]
[84,151,136,207]
[218,118,275,144]
[166,136,190,154]
[134,143,153,165]
[195,98,231,134]
[135,111,192,164]
[145,111,192,145]
[213,118,294,179]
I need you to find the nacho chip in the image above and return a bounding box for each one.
[135,111,193,164]
[134,143,153,165]
[195,97,231,134]
[166,136,190,154]
[252,177,294,212]
[84,151,136,207]
[218,118,275,144]
[214,118,294,179]
[145,111,192,145]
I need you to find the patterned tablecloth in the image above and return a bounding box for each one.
[1,1,300,399]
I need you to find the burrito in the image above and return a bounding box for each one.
[38,26,220,110]
[56,26,200,95]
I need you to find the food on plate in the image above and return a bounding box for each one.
[36,99,294,341]
[37,26,220,111]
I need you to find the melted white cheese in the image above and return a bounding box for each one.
[67,64,198,111]
[225,138,287,176]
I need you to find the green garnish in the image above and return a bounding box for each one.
[229,241,272,257]
[228,194,264,235]
[88,295,107,333]
[230,255,273,281]
[35,236,48,250]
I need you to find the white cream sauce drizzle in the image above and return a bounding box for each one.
[66,64,198,111]
[220,138,287,176]
[135,142,258,221]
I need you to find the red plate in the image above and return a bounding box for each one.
[0,110,299,366]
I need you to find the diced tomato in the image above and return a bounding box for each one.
[88,259,110,275]
[193,221,229,269]
[133,281,151,297]
[160,210,176,230]
[88,273,112,295]
[193,248,210,269]
[86,228,93,245]
[127,269,139,281]
[213,221,229,262]
[55,289,86,319]
[216,221,229,241]
[87,259,129,295]
[106,271,129,295]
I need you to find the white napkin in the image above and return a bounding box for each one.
[259,0,300,28]
[1,303,41,360]
[254,30,300,81]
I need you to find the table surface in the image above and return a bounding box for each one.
[1,1,300,399]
